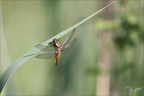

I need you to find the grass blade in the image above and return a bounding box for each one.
[0,1,115,94]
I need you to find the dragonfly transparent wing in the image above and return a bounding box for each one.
[35,44,54,52]
[63,38,77,49]
[62,28,76,47]
[62,38,77,53]
[35,53,55,59]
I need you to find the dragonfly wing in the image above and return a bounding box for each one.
[63,38,77,49]
[62,38,77,53]
[62,28,76,47]
[35,53,55,59]
[35,44,54,52]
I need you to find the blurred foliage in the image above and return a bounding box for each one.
[96,14,143,50]
[114,15,143,50]
[95,1,143,96]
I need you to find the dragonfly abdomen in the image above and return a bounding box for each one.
[55,51,61,65]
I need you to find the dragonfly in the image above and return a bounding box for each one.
[35,28,77,66]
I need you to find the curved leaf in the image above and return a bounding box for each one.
[0,1,115,94]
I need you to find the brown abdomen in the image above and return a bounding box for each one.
[55,51,61,65]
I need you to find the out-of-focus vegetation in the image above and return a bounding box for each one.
[0,0,143,96]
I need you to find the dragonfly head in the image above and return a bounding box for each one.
[53,39,61,47]
[53,38,58,43]
[48,38,58,47]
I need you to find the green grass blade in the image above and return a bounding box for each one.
[0,1,115,94]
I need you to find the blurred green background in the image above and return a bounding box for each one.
[0,0,143,96]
